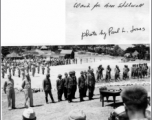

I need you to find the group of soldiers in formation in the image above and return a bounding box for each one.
[1,59,150,110]
[96,63,149,82]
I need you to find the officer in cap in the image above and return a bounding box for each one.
[3,74,16,110]
[63,72,68,100]
[56,74,64,102]
[72,71,77,99]
[83,70,88,97]
[67,71,74,103]
[42,73,55,104]
[78,71,85,102]
[22,73,33,107]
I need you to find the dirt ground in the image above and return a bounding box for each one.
[2,81,150,120]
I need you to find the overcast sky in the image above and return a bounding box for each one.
[118,44,133,50]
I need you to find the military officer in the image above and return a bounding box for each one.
[42,74,55,104]
[3,74,16,110]
[67,71,74,103]
[42,64,45,75]
[56,74,64,102]
[78,71,85,102]
[22,73,33,107]
[83,70,88,97]
[87,70,95,100]
[63,72,68,100]
[72,71,77,99]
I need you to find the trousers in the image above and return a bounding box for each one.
[6,89,15,109]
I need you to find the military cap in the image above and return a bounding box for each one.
[80,71,83,74]
[58,74,62,77]
[46,73,50,77]
[68,109,86,120]
[69,71,73,75]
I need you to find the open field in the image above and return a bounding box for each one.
[2,56,151,120]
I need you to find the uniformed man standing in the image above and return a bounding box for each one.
[105,65,111,82]
[87,70,95,100]
[3,74,16,110]
[63,72,68,100]
[37,63,40,74]
[83,70,88,97]
[31,65,35,77]
[78,71,85,102]
[22,74,33,107]
[72,71,77,99]
[115,65,120,81]
[56,74,64,102]
[47,66,50,74]
[42,74,55,104]
[17,66,21,78]
[42,64,45,75]
[67,71,74,103]
[12,65,16,76]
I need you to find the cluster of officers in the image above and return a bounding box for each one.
[3,68,96,110]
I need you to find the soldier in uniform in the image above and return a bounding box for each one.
[3,74,16,110]
[22,73,33,107]
[131,64,135,79]
[42,74,55,104]
[78,71,85,102]
[105,65,111,82]
[21,66,25,80]
[63,72,68,100]
[115,65,120,82]
[67,71,74,103]
[47,65,50,74]
[56,74,64,102]
[42,64,45,75]
[37,63,40,74]
[12,65,16,76]
[87,70,95,100]
[31,65,36,77]
[83,70,88,97]
[17,66,21,78]
[72,71,77,99]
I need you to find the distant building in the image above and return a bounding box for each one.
[60,50,75,59]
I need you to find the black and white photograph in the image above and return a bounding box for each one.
[1,44,151,120]
[1,0,151,120]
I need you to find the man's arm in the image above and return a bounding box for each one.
[3,81,7,94]
[21,81,25,89]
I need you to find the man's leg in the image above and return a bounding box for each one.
[48,90,54,102]
[12,89,15,108]
[6,90,12,109]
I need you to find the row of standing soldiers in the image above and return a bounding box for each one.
[96,63,149,82]
[56,70,95,102]
[1,62,51,79]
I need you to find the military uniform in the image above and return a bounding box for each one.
[42,74,54,103]
[87,71,95,100]
[105,66,111,82]
[67,72,74,102]
[63,73,68,100]
[47,66,50,74]
[56,74,64,102]
[72,71,77,99]
[42,65,45,75]
[12,66,16,76]
[31,65,35,77]
[115,66,120,81]
[22,75,33,107]
[78,72,85,101]
[83,71,88,97]
[3,76,15,110]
